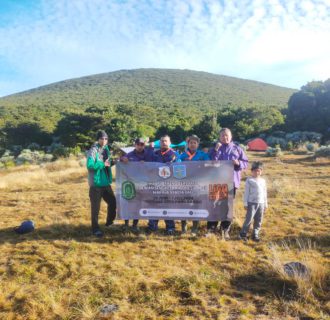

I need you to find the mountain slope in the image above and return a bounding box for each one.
[0,68,294,109]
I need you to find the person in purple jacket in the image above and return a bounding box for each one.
[148,135,180,235]
[121,137,154,231]
[208,128,248,239]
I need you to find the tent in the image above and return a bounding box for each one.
[153,140,186,149]
[247,138,268,151]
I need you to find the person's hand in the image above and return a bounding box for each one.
[215,142,221,151]
[233,159,240,166]
[149,142,154,148]
[104,159,111,167]
[121,157,129,163]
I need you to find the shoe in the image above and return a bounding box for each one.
[252,235,260,242]
[105,221,114,227]
[166,229,175,236]
[181,226,187,234]
[191,228,198,236]
[93,230,103,238]
[239,233,248,242]
[132,225,140,233]
[223,229,230,240]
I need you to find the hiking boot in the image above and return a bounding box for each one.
[239,233,248,242]
[93,230,103,238]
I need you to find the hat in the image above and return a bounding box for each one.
[96,130,108,140]
[14,220,35,234]
[135,137,145,144]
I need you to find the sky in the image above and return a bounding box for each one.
[0,0,329,97]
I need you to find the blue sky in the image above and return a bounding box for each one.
[0,0,329,97]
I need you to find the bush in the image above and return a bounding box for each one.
[305,143,318,152]
[266,146,282,157]
[15,149,54,165]
[315,145,330,158]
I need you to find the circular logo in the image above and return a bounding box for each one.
[122,181,136,200]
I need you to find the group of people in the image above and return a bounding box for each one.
[86,128,268,241]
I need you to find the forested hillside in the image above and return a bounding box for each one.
[0,69,295,148]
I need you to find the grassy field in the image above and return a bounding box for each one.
[0,153,329,320]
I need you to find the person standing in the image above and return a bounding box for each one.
[148,135,180,235]
[239,161,267,242]
[121,137,154,231]
[180,135,209,235]
[208,128,248,239]
[87,130,116,237]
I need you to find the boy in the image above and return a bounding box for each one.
[239,161,267,242]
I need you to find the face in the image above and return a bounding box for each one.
[219,130,232,144]
[98,137,108,147]
[188,139,199,151]
[252,168,262,177]
[160,136,171,149]
[135,142,145,152]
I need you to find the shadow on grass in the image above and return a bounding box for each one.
[0,223,206,244]
[231,270,298,300]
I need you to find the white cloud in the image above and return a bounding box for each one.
[0,0,329,96]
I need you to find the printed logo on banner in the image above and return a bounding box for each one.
[122,181,136,200]
[158,166,171,179]
[173,165,186,179]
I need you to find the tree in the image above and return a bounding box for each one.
[190,114,220,145]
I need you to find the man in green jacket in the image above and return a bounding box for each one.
[87,130,116,237]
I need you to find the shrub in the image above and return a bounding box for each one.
[315,145,330,158]
[266,146,282,157]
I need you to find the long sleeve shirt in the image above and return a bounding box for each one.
[243,177,268,207]
[180,149,210,161]
[209,142,248,188]
[153,148,180,163]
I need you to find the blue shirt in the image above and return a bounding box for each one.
[180,149,210,161]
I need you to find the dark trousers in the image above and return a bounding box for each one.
[207,187,236,231]
[125,219,139,227]
[148,219,175,231]
[89,186,116,232]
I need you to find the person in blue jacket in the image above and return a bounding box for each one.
[121,137,154,231]
[180,135,209,235]
[148,135,180,235]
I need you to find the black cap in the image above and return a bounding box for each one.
[135,137,145,144]
[96,130,108,140]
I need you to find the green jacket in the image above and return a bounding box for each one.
[87,143,112,187]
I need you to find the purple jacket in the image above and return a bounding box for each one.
[209,142,248,188]
[122,147,154,162]
[153,148,180,163]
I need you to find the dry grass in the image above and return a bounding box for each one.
[0,153,329,319]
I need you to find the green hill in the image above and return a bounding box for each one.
[0,69,296,147]
[1,68,294,120]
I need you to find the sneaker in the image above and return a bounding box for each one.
[252,235,260,242]
[105,221,114,227]
[181,225,187,234]
[166,229,175,236]
[132,225,140,233]
[223,229,230,240]
[191,227,198,236]
[93,230,103,238]
[239,233,248,242]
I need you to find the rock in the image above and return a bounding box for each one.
[99,304,119,317]
[298,217,306,222]
[283,262,310,278]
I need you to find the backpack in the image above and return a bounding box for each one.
[14,220,35,234]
